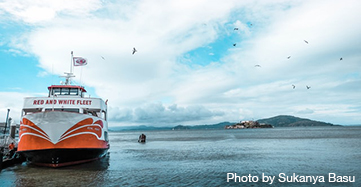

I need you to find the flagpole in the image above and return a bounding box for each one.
[80,66,83,85]
[70,51,73,74]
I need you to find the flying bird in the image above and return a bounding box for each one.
[101,56,105,60]
[292,85,295,89]
[306,85,311,89]
[340,57,343,60]
[233,43,236,46]
[132,47,137,55]
[304,40,309,44]
[234,28,239,30]
[255,65,261,67]
[287,56,291,59]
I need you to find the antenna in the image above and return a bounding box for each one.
[59,72,75,85]
[70,51,74,74]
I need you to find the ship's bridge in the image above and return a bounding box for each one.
[48,85,86,97]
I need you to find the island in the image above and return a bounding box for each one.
[225,120,273,129]
[256,115,337,127]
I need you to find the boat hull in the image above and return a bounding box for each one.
[19,148,108,167]
[18,111,109,167]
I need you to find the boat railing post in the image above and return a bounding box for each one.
[52,94,57,111]
[3,109,10,135]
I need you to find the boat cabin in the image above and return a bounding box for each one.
[22,85,107,120]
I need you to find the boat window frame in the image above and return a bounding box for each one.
[102,110,107,120]
[44,108,80,113]
[60,88,70,95]
[52,88,61,96]
[69,88,79,96]
[49,87,80,96]
[22,108,42,116]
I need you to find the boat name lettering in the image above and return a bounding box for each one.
[32,99,92,105]
[33,100,45,105]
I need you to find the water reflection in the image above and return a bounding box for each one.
[11,153,110,187]
[62,153,110,171]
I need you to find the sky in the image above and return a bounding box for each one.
[0,0,360,126]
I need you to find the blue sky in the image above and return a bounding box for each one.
[0,0,360,126]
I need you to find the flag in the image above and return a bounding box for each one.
[73,57,87,66]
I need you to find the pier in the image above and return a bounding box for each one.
[1,109,25,169]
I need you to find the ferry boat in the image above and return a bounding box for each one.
[17,57,109,167]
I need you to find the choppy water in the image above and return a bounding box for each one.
[1,126,360,186]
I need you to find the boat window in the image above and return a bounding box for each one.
[84,110,98,117]
[53,88,61,95]
[50,88,80,96]
[69,88,78,95]
[45,108,79,113]
[23,108,42,115]
[102,111,107,120]
[61,88,70,95]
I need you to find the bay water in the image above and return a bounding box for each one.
[0,126,360,186]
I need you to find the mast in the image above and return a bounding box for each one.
[60,51,75,85]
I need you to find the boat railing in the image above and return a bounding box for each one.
[0,135,14,148]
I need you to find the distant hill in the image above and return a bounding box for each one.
[256,115,336,127]
[109,116,337,131]
[109,122,234,131]
[173,122,234,130]
[109,125,170,131]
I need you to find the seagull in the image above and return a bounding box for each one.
[306,85,311,89]
[304,40,309,44]
[101,56,105,60]
[255,64,261,67]
[233,43,236,46]
[234,28,239,30]
[292,85,295,89]
[287,56,291,59]
[340,57,343,60]
[132,47,137,55]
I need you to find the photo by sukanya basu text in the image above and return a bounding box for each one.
[227,173,355,184]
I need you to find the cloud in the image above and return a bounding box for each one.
[0,92,31,123]
[37,71,49,77]
[1,0,360,126]
[108,103,225,126]
[0,0,101,23]
[296,108,314,114]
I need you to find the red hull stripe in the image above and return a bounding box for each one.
[60,124,102,141]
[21,118,50,139]
[18,134,108,151]
[61,118,94,138]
